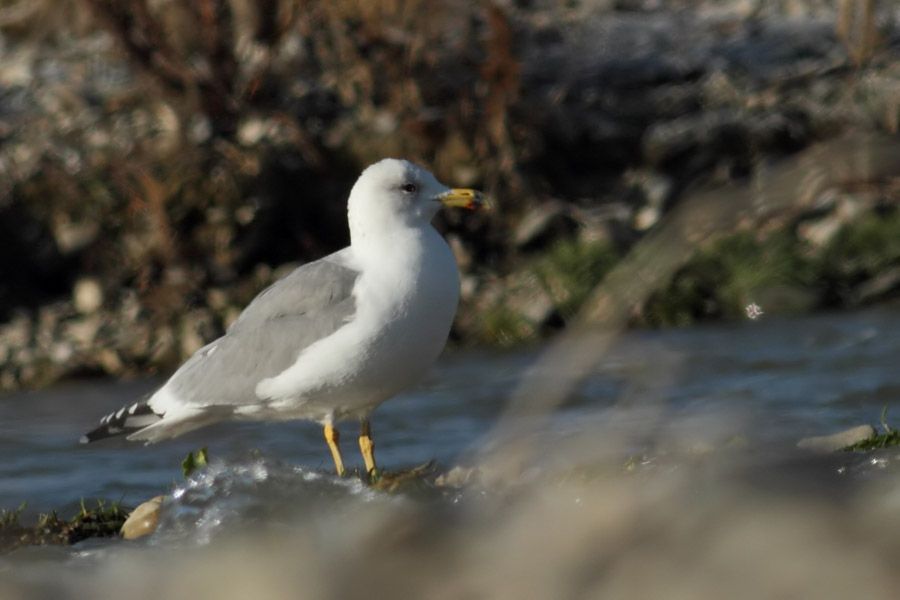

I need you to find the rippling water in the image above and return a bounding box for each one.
[2,308,900,597]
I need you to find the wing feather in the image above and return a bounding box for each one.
[163,250,360,408]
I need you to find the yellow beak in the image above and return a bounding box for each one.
[437,188,490,210]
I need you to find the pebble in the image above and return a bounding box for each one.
[633,205,661,231]
[73,278,103,314]
[121,495,165,540]
[797,425,876,452]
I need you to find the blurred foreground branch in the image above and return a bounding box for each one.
[479,133,900,480]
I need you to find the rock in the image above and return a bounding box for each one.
[237,117,268,146]
[2,314,33,348]
[633,205,661,231]
[149,325,177,365]
[49,342,73,364]
[64,316,102,348]
[797,424,876,452]
[96,348,123,375]
[460,275,479,302]
[121,495,165,540]
[626,169,672,208]
[575,203,635,247]
[627,169,672,232]
[180,318,205,357]
[854,266,900,304]
[435,465,481,488]
[206,288,229,311]
[0,371,16,391]
[513,201,577,251]
[52,218,100,254]
[179,310,216,358]
[73,278,103,314]
[796,195,864,248]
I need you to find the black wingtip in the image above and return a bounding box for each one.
[81,401,162,444]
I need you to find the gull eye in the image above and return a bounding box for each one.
[401,182,417,194]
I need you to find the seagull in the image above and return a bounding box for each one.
[81,159,487,477]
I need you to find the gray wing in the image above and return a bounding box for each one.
[228,249,358,334]
[165,250,360,407]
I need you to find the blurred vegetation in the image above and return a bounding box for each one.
[181,447,209,478]
[642,232,817,326]
[818,208,900,304]
[534,240,620,320]
[642,206,900,327]
[0,499,128,553]
[843,407,900,451]
[475,239,620,346]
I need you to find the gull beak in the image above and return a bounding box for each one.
[437,188,491,211]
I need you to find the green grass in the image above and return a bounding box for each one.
[642,231,816,327]
[0,503,25,529]
[0,499,130,553]
[478,304,536,347]
[843,407,900,451]
[182,447,210,478]
[636,207,900,327]
[817,209,900,304]
[532,239,620,320]
[476,238,619,346]
[842,430,900,451]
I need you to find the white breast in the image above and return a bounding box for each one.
[355,227,460,390]
[258,226,460,421]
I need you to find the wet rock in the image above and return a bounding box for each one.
[435,465,481,488]
[797,425,876,452]
[73,278,103,314]
[121,495,165,540]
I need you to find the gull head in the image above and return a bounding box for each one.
[348,158,486,239]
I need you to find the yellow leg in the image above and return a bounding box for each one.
[324,424,345,476]
[359,420,377,475]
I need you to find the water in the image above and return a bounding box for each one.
[2,308,899,513]
[2,308,900,597]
